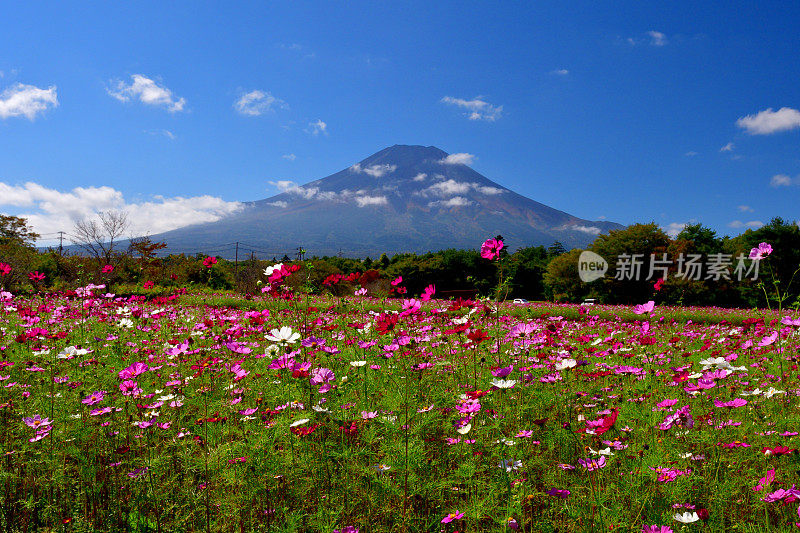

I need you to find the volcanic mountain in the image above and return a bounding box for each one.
[152,145,622,258]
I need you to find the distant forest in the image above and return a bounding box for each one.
[2,213,800,308]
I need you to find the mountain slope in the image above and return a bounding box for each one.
[151,145,622,257]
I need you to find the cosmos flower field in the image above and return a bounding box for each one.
[2,281,800,532]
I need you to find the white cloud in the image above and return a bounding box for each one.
[429,196,472,208]
[268,201,288,208]
[0,83,58,120]
[737,107,800,135]
[728,220,764,229]
[419,179,505,198]
[647,31,667,46]
[720,142,734,152]
[440,153,475,165]
[145,129,176,140]
[423,179,472,196]
[270,180,320,199]
[551,69,569,76]
[354,195,387,207]
[737,205,754,212]
[441,96,503,121]
[770,174,798,187]
[684,151,698,157]
[626,31,668,46]
[307,119,327,135]
[412,173,427,182]
[573,225,603,236]
[0,181,242,241]
[234,90,287,116]
[282,153,296,161]
[663,222,686,238]
[107,74,186,113]
[350,163,397,177]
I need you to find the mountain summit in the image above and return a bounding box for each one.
[152,145,622,257]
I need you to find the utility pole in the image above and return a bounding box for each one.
[234,242,239,280]
[57,231,65,255]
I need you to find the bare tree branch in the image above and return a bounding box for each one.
[71,210,130,265]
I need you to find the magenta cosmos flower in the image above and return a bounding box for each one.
[480,238,504,260]
[82,391,106,405]
[441,510,464,523]
[749,242,773,260]
[642,526,673,533]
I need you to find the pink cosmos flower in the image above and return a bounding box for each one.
[642,526,673,533]
[118,361,149,381]
[753,468,775,492]
[491,364,514,378]
[0,263,11,276]
[441,510,464,523]
[420,284,436,301]
[390,276,403,286]
[202,256,218,268]
[101,264,114,274]
[759,332,779,347]
[633,301,655,315]
[82,391,106,405]
[120,380,142,397]
[749,242,773,260]
[361,411,377,420]
[400,298,422,315]
[713,398,747,408]
[28,271,45,282]
[480,238,504,260]
[578,456,607,471]
[23,414,52,429]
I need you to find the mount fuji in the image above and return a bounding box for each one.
[150,145,622,258]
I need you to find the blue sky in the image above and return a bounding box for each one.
[1,1,799,245]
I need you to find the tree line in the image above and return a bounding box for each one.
[2,213,799,308]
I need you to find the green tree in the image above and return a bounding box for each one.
[590,223,671,304]
[543,248,589,302]
[0,214,40,246]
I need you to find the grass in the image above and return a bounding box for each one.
[1,286,799,532]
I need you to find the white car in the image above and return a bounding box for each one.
[512,298,529,304]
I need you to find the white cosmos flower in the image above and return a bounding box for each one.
[350,360,367,367]
[764,387,786,398]
[740,388,763,396]
[555,359,577,371]
[673,511,699,523]
[491,379,517,389]
[265,326,300,344]
[312,405,329,413]
[498,459,522,472]
[456,423,472,435]
[263,263,284,276]
[289,418,310,427]
[589,447,614,456]
[118,318,134,328]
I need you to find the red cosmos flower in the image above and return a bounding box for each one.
[290,423,320,436]
[28,271,45,282]
[101,264,114,274]
[0,263,11,276]
[466,328,490,345]
[762,446,796,456]
[202,256,217,268]
[143,281,154,290]
[375,312,400,334]
[465,390,489,400]
[654,278,665,291]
